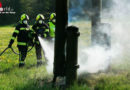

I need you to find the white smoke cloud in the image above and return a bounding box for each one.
[79,46,111,73]
[109,0,130,65]
[69,0,130,73]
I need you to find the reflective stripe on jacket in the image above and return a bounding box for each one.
[48,22,55,38]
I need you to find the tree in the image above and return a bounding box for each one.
[0,0,55,25]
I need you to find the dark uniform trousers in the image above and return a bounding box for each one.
[35,42,46,64]
[35,44,42,60]
[18,46,28,64]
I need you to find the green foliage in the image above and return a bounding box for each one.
[0,0,55,25]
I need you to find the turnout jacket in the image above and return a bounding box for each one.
[48,21,55,38]
[32,22,49,45]
[9,23,31,46]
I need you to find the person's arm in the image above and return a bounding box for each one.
[32,24,39,44]
[44,23,49,38]
[8,26,19,48]
[32,24,37,33]
[48,22,51,37]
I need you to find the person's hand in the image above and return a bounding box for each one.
[44,34,47,38]
[40,34,47,38]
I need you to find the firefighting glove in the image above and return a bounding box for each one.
[34,41,38,45]
[44,33,47,38]
[40,33,47,38]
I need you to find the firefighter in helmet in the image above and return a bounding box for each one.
[8,14,31,67]
[48,13,56,39]
[32,14,49,66]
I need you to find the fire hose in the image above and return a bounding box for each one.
[0,29,46,56]
[0,44,34,56]
[0,47,9,56]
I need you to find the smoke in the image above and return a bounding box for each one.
[109,0,130,66]
[79,46,110,73]
[38,37,54,73]
[69,0,130,73]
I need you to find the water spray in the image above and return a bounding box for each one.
[38,36,54,73]
[35,28,55,73]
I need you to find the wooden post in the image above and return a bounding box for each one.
[66,26,80,87]
[53,0,68,84]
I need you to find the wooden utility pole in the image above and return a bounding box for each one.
[53,0,68,84]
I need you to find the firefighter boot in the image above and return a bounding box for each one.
[19,62,25,68]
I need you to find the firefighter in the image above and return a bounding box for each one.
[32,14,49,66]
[8,14,31,67]
[48,13,56,39]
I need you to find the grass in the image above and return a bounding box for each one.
[0,23,130,90]
[94,72,130,90]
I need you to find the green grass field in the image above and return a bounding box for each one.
[0,25,130,90]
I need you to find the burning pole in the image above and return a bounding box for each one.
[91,0,111,72]
[91,0,102,45]
[91,0,111,48]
